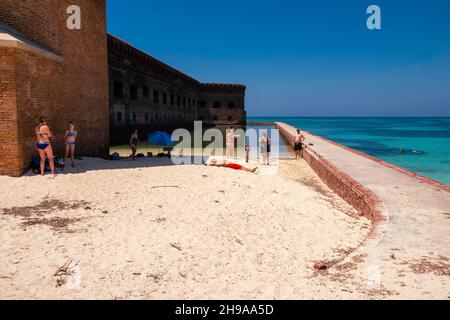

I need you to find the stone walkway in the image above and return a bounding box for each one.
[276,122,450,299]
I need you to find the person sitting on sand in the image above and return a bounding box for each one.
[64,122,78,167]
[35,116,55,177]
[294,129,306,159]
[130,129,139,160]
[208,159,257,173]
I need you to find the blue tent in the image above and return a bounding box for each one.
[148,131,172,146]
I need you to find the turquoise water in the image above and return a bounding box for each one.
[248,117,450,186]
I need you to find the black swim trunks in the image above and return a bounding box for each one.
[294,143,303,151]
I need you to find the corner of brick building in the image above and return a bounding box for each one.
[0,0,109,176]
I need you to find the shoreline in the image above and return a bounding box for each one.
[275,121,450,299]
[256,121,450,191]
[0,157,371,299]
[0,123,448,299]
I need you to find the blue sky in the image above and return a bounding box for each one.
[107,0,450,116]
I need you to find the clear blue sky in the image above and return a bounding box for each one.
[107,0,450,116]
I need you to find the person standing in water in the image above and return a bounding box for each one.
[35,117,55,177]
[259,133,269,165]
[130,129,139,160]
[64,122,78,167]
[294,129,305,159]
[226,126,240,159]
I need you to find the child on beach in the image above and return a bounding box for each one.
[35,117,55,177]
[130,129,140,160]
[294,129,305,159]
[64,122,78,167]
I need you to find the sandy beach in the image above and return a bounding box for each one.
[0,157,371,299]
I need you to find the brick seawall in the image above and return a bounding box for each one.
[275,122,385,224]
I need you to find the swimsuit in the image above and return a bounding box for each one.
[227,163,242,170]
[295,143,303,151]
[131,136,139,147]
[36,127,50,150]
[66,131,77,145]
[36,142,50,150]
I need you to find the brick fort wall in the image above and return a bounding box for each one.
[108,35,246,145]
[0,0,109,176]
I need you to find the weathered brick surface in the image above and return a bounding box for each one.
[0,48,20,176]
[276,123,382,222]
[108,35,246,144]
[0,0,109,176]
[1,0,244,175]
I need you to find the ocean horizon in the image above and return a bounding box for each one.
[248,116,450,186]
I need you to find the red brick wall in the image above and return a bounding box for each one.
[0,48,20,175]
[0,0,109,175]
[276,122,382,222]
[14,50,60,175]
[57,0,109,157]
[198,84,246,125]
[0,0,61,54]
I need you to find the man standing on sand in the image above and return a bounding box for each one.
[226,126,240,159]
[294,129,305,159]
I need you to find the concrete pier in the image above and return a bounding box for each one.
[276,122,450,299]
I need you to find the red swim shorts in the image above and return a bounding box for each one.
[227,163,243,170]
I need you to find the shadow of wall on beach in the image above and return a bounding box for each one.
[23,156,208,177]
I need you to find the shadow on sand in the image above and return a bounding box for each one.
[23,156,208,176]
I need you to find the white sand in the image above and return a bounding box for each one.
[0,157,371,299]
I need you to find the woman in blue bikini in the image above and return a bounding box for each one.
[35,117,55,177]
[64,122,78,167]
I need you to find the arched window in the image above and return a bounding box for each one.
[143,86,149,98]
[153,90,160,103]
[213,101,221,108]
[228,101,235,109]
[114,81,123,99]
[130,85,138,100]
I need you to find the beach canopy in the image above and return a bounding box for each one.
[148,131,172,146]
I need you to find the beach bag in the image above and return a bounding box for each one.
[31,156,40,170]
[32,156,51,173]
[31,156,42,174]
[111,152,121,160]
[55,157,65,169]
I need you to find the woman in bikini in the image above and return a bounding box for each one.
[129,129,139,160]
[35,116,55,177]
[208,158,257,173]
[64,122,78,167]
